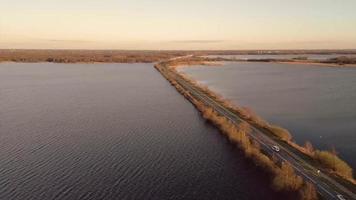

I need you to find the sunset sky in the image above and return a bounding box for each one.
[1,0,356,50]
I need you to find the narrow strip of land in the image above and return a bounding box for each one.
[156,58,356,200]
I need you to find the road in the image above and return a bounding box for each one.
[156,63,356,200]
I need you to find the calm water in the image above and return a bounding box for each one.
[205,54,356,60]
[0,63,283,200]
[182,62,356,169]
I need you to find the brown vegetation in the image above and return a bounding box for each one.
[287,142,354,181]
[299,182,319,200]
[3,49,356,67]
[288,141,315,157]
[314,150,353,179]
[267,125,293,141]
[322,56,356,65]
[272,162,303,191]
[304,141,315,155]
[0,49,187,63]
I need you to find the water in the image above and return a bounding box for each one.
[205,54,356,60]
[0,63,282,200]
[181,62,356,170]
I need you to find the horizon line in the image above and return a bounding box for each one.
[2,48,356,52]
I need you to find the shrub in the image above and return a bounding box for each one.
[272,162,303,191]
[237,121,252,134]
[324,56,356,64]
[299,182,319,200]
[239,107,269,127]
[314,150,353,179]
[268,125,292,141]
[304,141,315,155]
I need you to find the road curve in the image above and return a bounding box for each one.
[156,62,356,200]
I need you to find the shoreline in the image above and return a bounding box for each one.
[277,61,356,68]
[219,59,356,68]
[1,49,356,67]
[2,60,356,68]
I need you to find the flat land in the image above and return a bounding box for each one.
[1,49,356,63]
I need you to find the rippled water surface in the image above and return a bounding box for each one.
[0,63,283,200]
[182,62,356,169]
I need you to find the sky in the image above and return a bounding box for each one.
[1,0,356,50]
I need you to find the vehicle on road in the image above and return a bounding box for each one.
[337,194,346,200]
[271,145,280,152]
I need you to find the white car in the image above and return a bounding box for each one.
[271,145,280,152]
[337,194,346,200]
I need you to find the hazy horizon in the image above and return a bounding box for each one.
[1,0,356,50]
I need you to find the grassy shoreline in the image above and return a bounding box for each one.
[277,61,356,67]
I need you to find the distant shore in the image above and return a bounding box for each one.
[277,61,356,67]
[0,49,187,63]
[1,49,356,64]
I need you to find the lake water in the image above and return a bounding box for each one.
[0,63,283,200]
[204,54,356,60]
[181,62,356,170]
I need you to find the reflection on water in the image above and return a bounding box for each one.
[0,63,282,200]
[182,62,356,169]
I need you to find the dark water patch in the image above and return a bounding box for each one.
[0,63,282,200]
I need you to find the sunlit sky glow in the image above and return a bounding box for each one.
[1,0,356,50]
